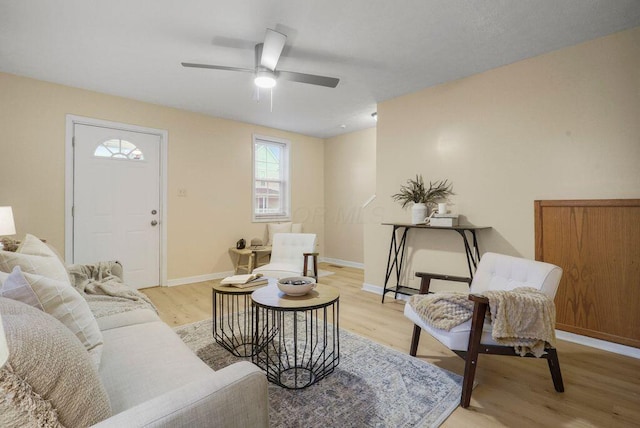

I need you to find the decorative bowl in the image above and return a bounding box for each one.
[277,276,317,296]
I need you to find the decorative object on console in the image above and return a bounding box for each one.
[250,238,264,249]
[236,238,246,250]
[0,207,16,250]
[429,214,459,227]
[391,176,454,224]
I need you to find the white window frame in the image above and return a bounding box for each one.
[252,134,291,222]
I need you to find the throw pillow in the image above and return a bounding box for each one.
[0,266,103,369]
[0,297,112,427]
[0,267,43,311]
[267,222,292,245]
[0,234,69,283]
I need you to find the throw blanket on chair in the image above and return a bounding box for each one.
[408,292,475,331]
[67,261,157,318]
[483,287,556,357]
[409,287,556,357]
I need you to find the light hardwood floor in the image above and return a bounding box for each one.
[143,263,640,427]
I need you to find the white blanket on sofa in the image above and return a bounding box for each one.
[67,262,157,318]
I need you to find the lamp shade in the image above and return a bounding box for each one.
[0,206,16,236]
[0,314,8,368]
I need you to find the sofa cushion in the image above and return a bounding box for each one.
[0,266,104,369]
[0,297,111,427]
[0,234,69,283]
[96,308,160,331]
[404,302,498,351]
[99,320,214,414]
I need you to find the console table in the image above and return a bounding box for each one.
[381,223,490,302]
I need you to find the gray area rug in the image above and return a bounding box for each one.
[175,319,462,427]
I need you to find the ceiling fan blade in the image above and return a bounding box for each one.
[278,70,340,88]
[181,62,253,73]
[260,29,286,71]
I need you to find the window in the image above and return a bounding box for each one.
[94,139,144,160]
[253,135,290,221]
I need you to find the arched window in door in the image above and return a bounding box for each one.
[94,139,144,160]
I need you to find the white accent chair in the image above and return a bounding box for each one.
[252,233,318,280]
[404,252,565,407]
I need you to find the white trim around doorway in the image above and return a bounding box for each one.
[65,115,169,286]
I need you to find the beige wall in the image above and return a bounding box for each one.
[366,27,640,291]
[0,73,324,281]
[324,127,376,264]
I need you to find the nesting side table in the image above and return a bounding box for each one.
[251,284,340,389]
[211,281,270,357]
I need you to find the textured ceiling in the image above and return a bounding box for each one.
[1,1,639,138]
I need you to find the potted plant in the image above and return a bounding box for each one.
[392,175,454,224]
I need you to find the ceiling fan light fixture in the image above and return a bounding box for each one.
[254,70,277,89]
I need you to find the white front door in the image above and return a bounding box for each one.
[73,123,161,289]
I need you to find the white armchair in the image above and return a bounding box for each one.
[252,233,318,280]
[404,252,564,407]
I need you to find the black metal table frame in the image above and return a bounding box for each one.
[252,299,340,390]
[212,287,262,357]
[382,223,488,303]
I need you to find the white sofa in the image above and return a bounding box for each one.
[92,307,269,427]
[0,235,269,428]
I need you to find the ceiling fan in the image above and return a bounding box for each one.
[182,29,340,89]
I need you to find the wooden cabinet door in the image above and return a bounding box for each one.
[535,200,640,348]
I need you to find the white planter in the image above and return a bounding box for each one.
[411,203,428,224]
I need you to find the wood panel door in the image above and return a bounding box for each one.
[535,199,640,348]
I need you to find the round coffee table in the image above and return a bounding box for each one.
[251,283,340,389]
[211,280,271,357]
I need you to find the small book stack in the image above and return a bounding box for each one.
[429,214,459,227]
[220,273,268,288]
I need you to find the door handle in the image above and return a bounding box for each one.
[151,220,158,226]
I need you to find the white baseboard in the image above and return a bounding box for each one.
[167,270,234,287]
[362,283,639,359]
[361,282,410,301]
[321,257,364,269]
[555,330,640,359]
[362,282,383,295]
[167,259,362,287]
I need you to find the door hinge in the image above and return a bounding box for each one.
[71,206,74,217]
[72,136,75,148]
